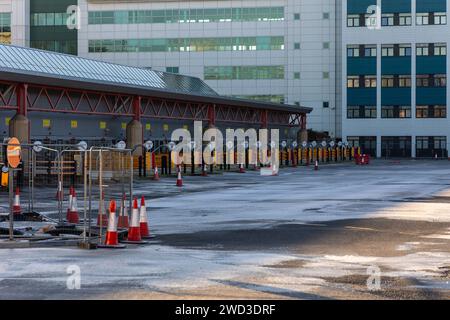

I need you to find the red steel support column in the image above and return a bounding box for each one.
[17,84,28,116]
[207,104,216,127]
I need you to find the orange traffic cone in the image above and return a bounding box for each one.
[126,198,142,242]
[117,193,129,228]
[66,186,74,217]
[153,166,160,181]
[97,192,108,226]
[13,187,21,215]
[67,188,79,224]
[239,163,246,173]
[139,196,154,239]
[99,200,126,249]
[176,166,183,187]
[105,200,118,245]
[314,160,319,171]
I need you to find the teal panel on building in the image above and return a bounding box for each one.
[382,57,411,75]
[382,0,412,13]
[416,88,447,105]
[347,88,377,105]
[30,0,78,55]
[382,88,411,105]
[30,0,77,13]
[416,56,447,74]
[347,0,376,14]
[347,58,377,75]
[416,0,446,13]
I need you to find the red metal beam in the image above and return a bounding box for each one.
[0,81,303,127]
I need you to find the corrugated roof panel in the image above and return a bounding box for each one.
[0,44,218,96]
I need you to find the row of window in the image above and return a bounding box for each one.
[347,75,447,88]
[0,12,11,33]
[88,36,284,53]
[204,66,285,80]
[30,12,73,27]
[88,7,284,25]
[347,12,446,27]
[347,43,447,57]
[348,136,447,158]
[347,105,447,119]
[230,95,285,104]
[30,40,77,55]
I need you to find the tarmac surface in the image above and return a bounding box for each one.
[0,160,449,299]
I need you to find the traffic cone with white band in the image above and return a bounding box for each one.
[117,193,129,228]
[13,187,21,215]
[126,198,141,242]
[176,166,183,187]
[153,166,160,181]
[139,196,154,239]
[67,188,79,224]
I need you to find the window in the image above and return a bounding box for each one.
[294,13,300,20]
[347,106,360,118]
[399,76,411,87]
[399,13,412,26]
[347,76,359,88]
[416,106,428,118]
[382,76,394,88]
[416,106,447,118]
[383,44,412,57]
[416,44,429,56]
[364,46,377,57]
[347,14,360,27]
[347,106,376,119]
[323,42,330,49]
[88,7,285,25]
[88,36,285,53]
[204,65,285,80]
[434,74,447,87]
[381,14,394,26]
[434,12,447,25]
[434,105,446,118]
[323,72,329,79]
[347,45,359,57]
[323,12,330,20]
[294,42,300,50]
[364,76,377,88]
[399,45,412,56]
[399,106,411,118]
[382,45,394,57]
[416,13,429,25]
[166,66,179,73]
[434,43,447,56]
[323,101,329,108]
[382,106,395,118]
[294,72,300,79]
[416,75,430,87]
[382,106,411,118]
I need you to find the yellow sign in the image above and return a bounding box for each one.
[121,122,127,130]
[163,124,169,131]
[5,117,10,126]
[71,120,78,129]
[43,119,51,128]
[183,125,189,130]
[146,123,151,131]
[100,121,107,129]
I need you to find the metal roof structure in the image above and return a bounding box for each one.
[0,44,218,96]
[0,44,312,115]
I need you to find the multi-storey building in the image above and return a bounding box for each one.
[0,0,449,158]
[342,0,449,158]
